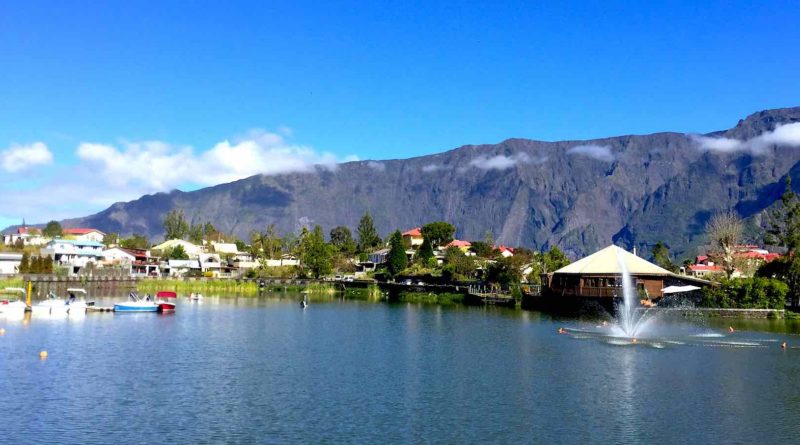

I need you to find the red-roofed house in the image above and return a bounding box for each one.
[687,264,729,278]
[4,226,47,247]
[497,245,515,258]
[402,228,424,247]
[445,239,472,253]
[63,228,106,244]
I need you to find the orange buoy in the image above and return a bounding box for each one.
[39,350,48,359]
[728,326,735,333]
[781,342,787,349]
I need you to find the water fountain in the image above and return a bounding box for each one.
[610,251,658,338]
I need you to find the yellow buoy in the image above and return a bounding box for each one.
[0,328,5,335]
[39,350,48,359]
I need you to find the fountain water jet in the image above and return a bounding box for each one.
[611,251,659,338]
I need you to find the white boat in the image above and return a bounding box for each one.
[114,292,158,312]
[65,288,94,315]
[0,287,28,315]
[189,292,203,301]
[31,291,69,315]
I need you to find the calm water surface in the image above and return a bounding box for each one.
[2,296,800,444]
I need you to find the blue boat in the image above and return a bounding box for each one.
[114,292,159,312]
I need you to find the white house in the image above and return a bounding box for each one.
[152,239,204,258]
[4,227,48,247]
[63,228,106,244]
[40,239,105,275]
[102,247,137,264]
[199,253,222,276]
[0,252,22,275]
[165,259,200,277]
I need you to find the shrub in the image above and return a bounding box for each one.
[701,277,788,309]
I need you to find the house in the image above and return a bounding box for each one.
[164,259,201,277]
[63,228,106,244]
[497,245,515,258]
[402,228,424,248]
[152,239,204,258]
[199,253,222,276]
[102,247,136,265]
[102,247,160,277]
[544,245,708,301]
[445,239,472,253]
[369,248,390,264]
[264,254,299,267]
[0,252,23,275]
[4,226,47,247]
[40,239,105,275]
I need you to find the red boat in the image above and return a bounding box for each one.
[155,291,177,312]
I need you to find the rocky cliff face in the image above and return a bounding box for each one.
[61,106,800,259]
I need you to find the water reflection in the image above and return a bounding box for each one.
[1,295,799,444]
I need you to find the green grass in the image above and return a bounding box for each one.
[136,278,339,296]
[0,277,24,289]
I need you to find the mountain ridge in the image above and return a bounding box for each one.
[32,106,800,259]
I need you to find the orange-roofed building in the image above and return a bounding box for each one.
[402,227,424,248]
[445,239,472,253]
[63,228,106,244]
[497,245,515,258]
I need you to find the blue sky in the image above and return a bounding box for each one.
[1,1,799,228]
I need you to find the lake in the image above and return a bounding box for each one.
[2,295,799,444]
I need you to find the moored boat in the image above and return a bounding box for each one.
[0,288,28,315]
[155,291,177,312]
[31,291,69,315]
[114,292,158,312]
[65,288,94,315]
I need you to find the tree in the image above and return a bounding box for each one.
[706,211,744,278]
[42,220,63,238]
[541,246,570,273]
[764,176,800,305]
[386,230,408,277]
[330,226,356,254]
[486,257,522,289]
[442,247,476,281]
[168,245,190,260]
[120,234,150,250]
[420,221,456,247]
[163,209,189,240]
[652,241,676,272]
[300,225,333,278]
[19,252,30,274]
[188,223,205,244]
[29,256,42,274]
[13,238,24,250]
[416,237,434,264]
[103,232,120,246]
[470,241,494,258]
[42,256,53,273]
[357,212,381,252]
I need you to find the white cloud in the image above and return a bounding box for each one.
[1,142,54,172]
[566,144,614,162]
[422,163,446,172]
[468,152,544,171]
[694,123,800,154]
[76,128,351,191]
[0,128,357,225]
[366,161,386,172]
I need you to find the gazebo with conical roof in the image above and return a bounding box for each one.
[544,245,705,300]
